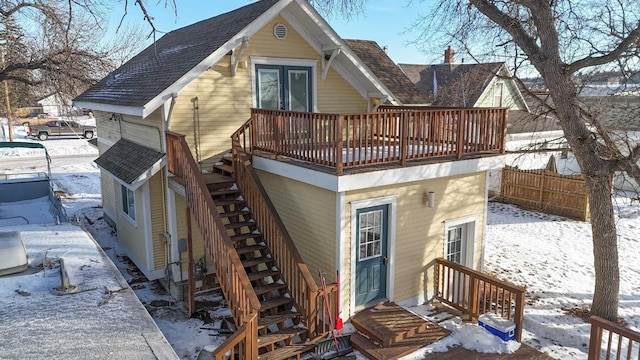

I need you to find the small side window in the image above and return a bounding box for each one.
[121,185,136,221]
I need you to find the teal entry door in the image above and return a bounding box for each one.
[355,205,388,306]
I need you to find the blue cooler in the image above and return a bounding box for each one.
[478,313,516,341]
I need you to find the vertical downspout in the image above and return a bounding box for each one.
[163,94,178,286]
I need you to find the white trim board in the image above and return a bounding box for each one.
[252,155,506,192]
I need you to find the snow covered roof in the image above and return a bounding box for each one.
[0,224,178,359]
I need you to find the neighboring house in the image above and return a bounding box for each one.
[37,93,71,117]
[74,0,507,357]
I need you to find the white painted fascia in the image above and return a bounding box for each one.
[252,154,507,192]
[287,0,399,105]
[140,0,295,118]
[73,101,143,117]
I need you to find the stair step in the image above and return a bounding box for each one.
[219,209,251,218]
[257,327,308,349]
[215,164,233,174]
[210,188,240,198]
[236,244,267,255]
[260,296,293,312]
[225,220,257,230]
[242,256,274,268]
[231,233,262,243]
[214,198,246,207]
[254,282,288,296]
[258,312,301,329]
[247,269,280,282]
[257,343,315,360]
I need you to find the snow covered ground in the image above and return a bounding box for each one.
[2,126,639,359]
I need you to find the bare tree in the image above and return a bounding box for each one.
[0,1,145,112]
[315,0,640,322]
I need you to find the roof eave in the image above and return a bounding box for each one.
[290,0,400,105]
[73,101,144,117]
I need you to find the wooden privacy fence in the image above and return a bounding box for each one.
[501,166,589,221]
[588,316,640,360]
[435,258,526,342]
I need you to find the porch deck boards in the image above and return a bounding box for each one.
[351,302,439,346]
[350,302,450,359]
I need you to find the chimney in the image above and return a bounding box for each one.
[444,46,455,63]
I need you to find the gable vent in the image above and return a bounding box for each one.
[273,23,288,40]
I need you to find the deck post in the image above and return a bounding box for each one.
[400,112,408,167]
[456,110,465,159]
[336,115,344,175]
[514,289,525,342]
[185,205,195,316]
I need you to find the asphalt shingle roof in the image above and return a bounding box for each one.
[75,0,280,108]
[399,63,504,107]
[94,139,165,184]
[344,40,429,105]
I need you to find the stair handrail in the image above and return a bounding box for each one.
[165,131,260,356]
[211,312,258,360]
[231,119,322,335]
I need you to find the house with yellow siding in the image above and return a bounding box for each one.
[75,0,510,357]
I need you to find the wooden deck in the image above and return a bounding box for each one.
[348,302,553,360]
[350,302,450,359]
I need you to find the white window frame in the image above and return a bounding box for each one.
[121,184,136,224]
[251,57,318,112]
[443,215,478,269]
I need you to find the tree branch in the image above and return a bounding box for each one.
[469,0,542,62]
[568,22,640,73]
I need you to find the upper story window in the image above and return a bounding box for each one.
[256,64,312,112]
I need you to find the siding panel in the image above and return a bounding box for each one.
[345,172,486,306]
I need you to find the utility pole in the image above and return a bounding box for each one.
[1,49,13,142]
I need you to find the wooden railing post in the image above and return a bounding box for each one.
[514,289,525,342]
[456,110,465,159]
[336,115,344,175]
[468,273,478,321]
[400,112,408,167]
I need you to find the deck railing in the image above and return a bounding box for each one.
[588,316,640,360]
[231,125,329,336]
[435,258,526,341]
[166,131,260,359]
[249,107,506,174]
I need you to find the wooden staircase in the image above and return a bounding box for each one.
[166,130,332,360]
[206,170,313,358]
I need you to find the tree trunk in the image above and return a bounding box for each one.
[542,70,620,322]
[585,174,619,321]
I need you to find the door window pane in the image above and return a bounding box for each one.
[257,68,281,110]
[359,209,383,260]
[446,226,462,264]
[288,70,309,112]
